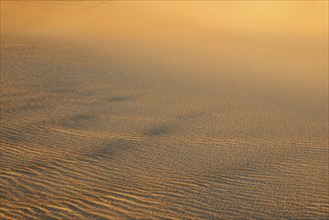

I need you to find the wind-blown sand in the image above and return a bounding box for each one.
[1,2,328,219]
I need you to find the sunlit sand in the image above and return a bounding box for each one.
[1,1,328,219]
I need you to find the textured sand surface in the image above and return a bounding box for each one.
[1,2,328,219]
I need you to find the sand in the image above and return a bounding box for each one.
[1,2,328,219]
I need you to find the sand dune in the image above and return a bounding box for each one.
[1,109,328,219]
[1,1,328,219]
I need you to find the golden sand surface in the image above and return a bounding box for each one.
[1,1,328,219]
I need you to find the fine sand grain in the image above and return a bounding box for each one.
[1,1,328,219]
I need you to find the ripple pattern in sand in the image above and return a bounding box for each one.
[1,108,328,219]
